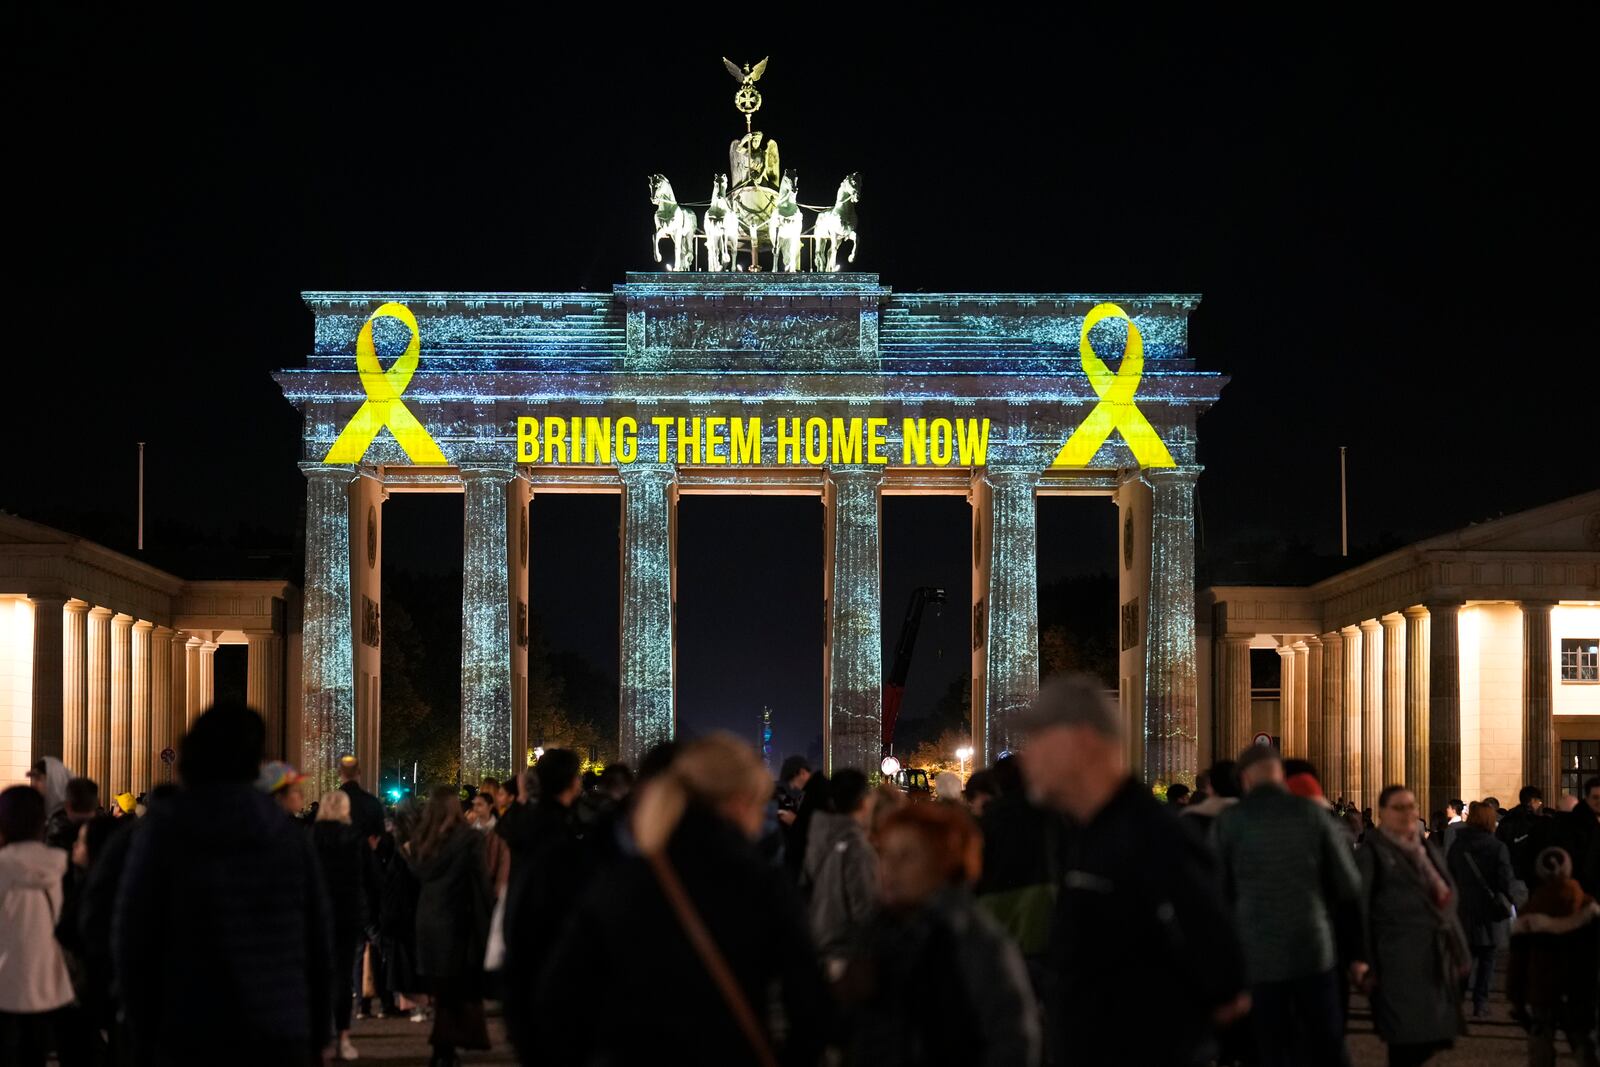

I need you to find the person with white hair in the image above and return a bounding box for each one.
[313,789,370,1061]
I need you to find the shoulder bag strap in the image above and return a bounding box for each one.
[646,851,779,1067]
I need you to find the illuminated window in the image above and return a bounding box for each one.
[1562,739,1600,798]
[1562,639,1599,682]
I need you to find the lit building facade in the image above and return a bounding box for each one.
[1199,490,1600,815]
[276,275,1225,790]
[0,514,299,789]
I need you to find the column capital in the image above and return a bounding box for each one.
[1304,634,1322,648]
[27,594,68,609]
[112,612,134,627]
[1340,622,1361,636]
[1276,644,1296,658]
[152,624,176,638]
[1359,618,1381,634]
[298,461,358,482]
[1424,599,1463,616]
[1520,600,1558,615]
[131,618,154,632]
[1321,629,1343,645]
[1220,633,1254,648]
[459,462,517,483]
[1380,613,1404,631]
[63,599,90,615]
[618,463,677,484]
[828,464,887,485]
[89,605,113,619]
[185,634,203,649]
[1142,464,1204,488]
[1403,604,1430,621]
[978,466,1038,489]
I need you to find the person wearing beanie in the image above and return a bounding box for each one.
[1508,846,1600,1065]
[114,702,336,1065]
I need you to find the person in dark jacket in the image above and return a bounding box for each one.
[1507,846,1600,1066]
[1017,673,1248,1067]
[535,733,827,1067]
[408,784,492,1067]
[1356,785,1471,1066]
[1214,746,1361,1067]
[496,749,586,1063]
[313,789,371,1060]
[113,701,334,1067]
[840,801,1040,1067]
[802,768,879,971]
[1497,785,1552,885]
[338,756,386,844]
[380,802,426,1020]
[1447,800,1524,1018]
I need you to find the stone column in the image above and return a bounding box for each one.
[110,614,133,794]
[184,636,202,727]
[618,465,677,765]
[461,465,516,785]
[824,467,885,774]
[131,621,152,796]
[151,627,175,783]
[1341,624,1362,807]
[1276,645,1296,755]
[1215,635,1252,762]
[1292,641,1311,759]
[508,477,531,775]
[349,474,384,789]
[1427,602,1462,819]
[1381,614,1405,788]
[246,630,284,759]
[1144,467,1202,788]
[28,596,66,763]
[1305,636,1324,770]
[1360,619,1382,804]
[198,640,217,713]
[1522,601,1556,801]
[1321,632,1344,802]
[87,606,112,788]
[300,463,357,795]
[969,468,1037,767]
[62,600,89,774]
[1403,607,1431,813]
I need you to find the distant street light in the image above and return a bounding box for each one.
[880,755,901,778]
[955,745,974,777]
[533,746,545,761]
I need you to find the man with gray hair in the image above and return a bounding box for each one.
[1018,673,1248,1067]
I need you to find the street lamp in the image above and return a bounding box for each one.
[955,746,974,777]
[533,746,545,762]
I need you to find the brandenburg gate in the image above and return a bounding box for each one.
[276,276,1225,791]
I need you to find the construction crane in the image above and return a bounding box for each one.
[882,586,947,756]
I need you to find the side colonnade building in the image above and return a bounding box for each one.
[1200,490,1600,815]
[0,514,299,791]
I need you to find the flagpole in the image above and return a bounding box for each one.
[1339,446,1348,558]
[137,442,145,551]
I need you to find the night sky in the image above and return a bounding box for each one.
[11,14,1592,756]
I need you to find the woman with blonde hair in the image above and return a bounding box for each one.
[536,733,826,1066]
[313,789,370,1061]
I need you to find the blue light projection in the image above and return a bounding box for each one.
[277,273,1226,776]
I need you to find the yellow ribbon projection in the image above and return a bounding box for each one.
[1051,302,1174,468]
[324,303,448,465]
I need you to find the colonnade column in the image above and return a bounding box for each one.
[300,462,358,795]
[1341,624,1362,807]
[1214,635,1252,762]
[1292,641,1311,759]
[199,640,217,715]
[28,596,66,763]
[1427,601,1462,819]
[110,614,132,794]
[971,468,1039,767]
[1360,619,1382,804]
[824,466,884,775]
[461,464,516,785]
[1403,607,1431,811]
[131,621,152,795]
[1522,601,1555,801]
[87,606,112,788]
[1276,645,1297,756]
[1320,632,1345,797]
[1144,467,1202,788]
[62,601,89,773]
[246,630,285,761]
[1381,614,1405,789]
[618,465,677,766]
[151,627,176,783]
[1305,636,1324,770]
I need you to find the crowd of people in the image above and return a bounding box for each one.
[2,677,1600,1066]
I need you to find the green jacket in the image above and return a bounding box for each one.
[1214,784,1361,983]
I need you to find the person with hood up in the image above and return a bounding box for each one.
[1508,846,1600,1067]
[802,768,879,975]
[0,784,77,1067]
[113,702,335,1067]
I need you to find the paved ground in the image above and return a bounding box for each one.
[337,986,1554,1066]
